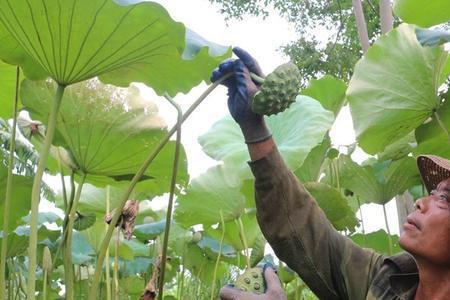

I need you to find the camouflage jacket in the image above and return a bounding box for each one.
[249,148,419,300]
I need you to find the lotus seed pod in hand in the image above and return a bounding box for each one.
[234,267,266,294]
[251,62,301,116]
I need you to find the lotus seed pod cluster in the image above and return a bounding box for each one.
[252,62,301,116]
[235,267,266,294]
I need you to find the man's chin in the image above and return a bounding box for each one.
[399,233,414,254]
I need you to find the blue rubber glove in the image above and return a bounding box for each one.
[211,47,272,144]
[219,264,287,300]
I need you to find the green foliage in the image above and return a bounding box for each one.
[22,79,188,190]
[416,28,450,47]
[174,165,245,227]
[2,1,449,298]
[209,0,383,85]
[0,0,230,95]
[350,229,402,255]
[0,61,19,119]
[300,75,347,116]
[326,154,421,205]
[393,0,450,27]
[0,162,33,231]
[199,96,334,178]
[415,98,450,159]
[347,24,448,154]
[304,182,359,232]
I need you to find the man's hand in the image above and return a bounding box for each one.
[220,266,287,300]
[211,47,272,144]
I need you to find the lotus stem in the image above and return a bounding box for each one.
[27,83,66,299]
[236,217,251,269]
[105,186,111,300]
[52,171,75,267]
[114,226,120,300]
[157,93,183,300]
[356,197,367,247]
[249,73,265,84]
[210,211,226,300]
[64,173,86,300]
[0,66,20,299]
[88,73,232,299]
[382,203,393,255]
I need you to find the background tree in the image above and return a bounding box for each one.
[208,0,383,86]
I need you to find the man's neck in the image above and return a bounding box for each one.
[414,259,450,300]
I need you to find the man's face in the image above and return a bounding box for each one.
[399,178,450,266]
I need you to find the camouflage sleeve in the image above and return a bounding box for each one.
[248,147,384,300]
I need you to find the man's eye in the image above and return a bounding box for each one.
[440,194,450,201]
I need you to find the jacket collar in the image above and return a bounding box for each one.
[385,253,419,299]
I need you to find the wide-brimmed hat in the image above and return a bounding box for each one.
[417,155,450,193]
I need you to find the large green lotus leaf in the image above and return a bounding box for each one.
[383,157,421,201]
[134,219,166,242]
[304,182,358,232]
[347,24,448,154]
[394,0,450,27]
[441,58,450,84]
[81,218,141,259]
[377,133,415,162]
[301,75,347,116]
[0,28,47,80]
[0,232,28,258]
[199,96,334,178]
[80,219,107,254]
[333,155,383,205]
[295,135,331,182]
[197,235,237,259]
[0,1,230,95]
[350,229,401,255]
[71,231,96,265]
[415,99,450,159]
[183,243,228,286]
[174,165,245,227]
[22,79,188,189]
[333,155,420,205]
[205,212,262,251]
[416,28,450,47]
[0,60,20,118]
[0,162,33,231]
[55,182,156,221]
[22,212,61,226]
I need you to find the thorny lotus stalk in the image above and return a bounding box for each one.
[356,197,367,247]
[88,74,233,299]
[157,93,183,300]
[64,173,86,300]
[28,84,66,299]
[105,186,111,300]
[236,217,251,269]
[0,66,19,299]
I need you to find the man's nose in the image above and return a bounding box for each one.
[415,196,428,212]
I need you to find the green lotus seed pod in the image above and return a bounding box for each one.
[235,267,266,295]
[252,62,301,116]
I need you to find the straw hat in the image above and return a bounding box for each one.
[417,155,450,193]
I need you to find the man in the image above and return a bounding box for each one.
[212,48,450,300]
